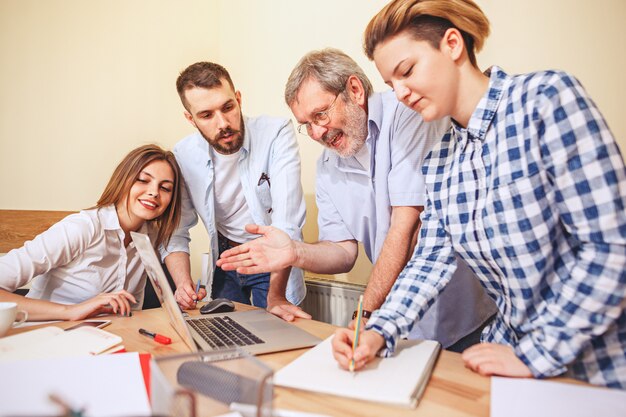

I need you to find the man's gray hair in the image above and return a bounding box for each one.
[284,48,373,106]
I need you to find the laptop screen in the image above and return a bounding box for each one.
[131,231,198,352]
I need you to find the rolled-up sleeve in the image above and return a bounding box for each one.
[316,159,355,243]
[159,176,198,259]
[388,107,448,207]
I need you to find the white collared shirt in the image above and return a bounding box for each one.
[162,115,306,304]
[0,205,149,308]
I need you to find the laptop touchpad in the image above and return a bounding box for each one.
[246,320,281,332]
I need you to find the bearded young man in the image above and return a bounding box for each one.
[217,49,496,350]
[161,62,308,319]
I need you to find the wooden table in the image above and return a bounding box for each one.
[11,304,494,417]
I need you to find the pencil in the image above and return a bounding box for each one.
[349,294,364,372]
[195,279,201,294]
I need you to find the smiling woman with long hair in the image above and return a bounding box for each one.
[0,144,182,321]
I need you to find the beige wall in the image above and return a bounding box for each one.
[1,0,625,284]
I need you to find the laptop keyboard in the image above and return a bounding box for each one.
[188,316,265,349]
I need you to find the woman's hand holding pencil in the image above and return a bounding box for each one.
[349,295,364,371]
[331,328,385,371]
[332,295,385,371]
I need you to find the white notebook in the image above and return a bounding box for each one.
[274,336,441,408]
[0,325,123,361]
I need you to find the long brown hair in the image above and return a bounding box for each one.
[96,144,182,249]
[364,0,490,68]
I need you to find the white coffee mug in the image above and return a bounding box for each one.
[0,302,28,337]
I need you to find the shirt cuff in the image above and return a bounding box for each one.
[515,334,568,378]
[271,222,302,242]
[159,238,191,260]
[389,191,424,207]
[318,229,354,244]
[366,313,400,358]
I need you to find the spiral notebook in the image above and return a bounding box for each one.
[274,336,441,408]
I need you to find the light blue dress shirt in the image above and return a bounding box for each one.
[316,91,496,347]
[161,115,306,305]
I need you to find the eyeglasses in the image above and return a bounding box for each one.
[297,91,343,136]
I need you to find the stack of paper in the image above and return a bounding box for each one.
[274,336,441,408]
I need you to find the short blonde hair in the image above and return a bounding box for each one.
[364,0,490,68]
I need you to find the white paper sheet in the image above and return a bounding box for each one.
[274,336,440,407]
[0,352,151,416]
[491,376,626,417]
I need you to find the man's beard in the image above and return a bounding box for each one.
[320,98,368,158]
[202,116,245,155]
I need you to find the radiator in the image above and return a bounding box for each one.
[301,277,366,327]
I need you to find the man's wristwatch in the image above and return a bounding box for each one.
[352,309,373,320]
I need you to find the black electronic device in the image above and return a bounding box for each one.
[200,298,235,314]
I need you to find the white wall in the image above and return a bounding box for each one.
[1,0,625,283]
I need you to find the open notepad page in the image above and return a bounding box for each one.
[274,336,441,408]
[0,325,122,361]
[0,352,151,417]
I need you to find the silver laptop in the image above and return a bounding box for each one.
[131,231,320,355]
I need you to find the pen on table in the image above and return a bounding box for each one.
[349,294,364,372]
[138,328,171,344]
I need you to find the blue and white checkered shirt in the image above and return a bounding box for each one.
[367,66,626,388]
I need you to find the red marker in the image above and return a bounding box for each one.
[138,328,171,345]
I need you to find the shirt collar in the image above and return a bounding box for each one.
[239,115,251,157]
[99,204,123,231]
[366,93,382,143]
[99,204,148,234]
[454,65,508,142]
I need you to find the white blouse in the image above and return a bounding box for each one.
[0,205,152,308]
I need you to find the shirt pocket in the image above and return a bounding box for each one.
[256,181,273,214]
